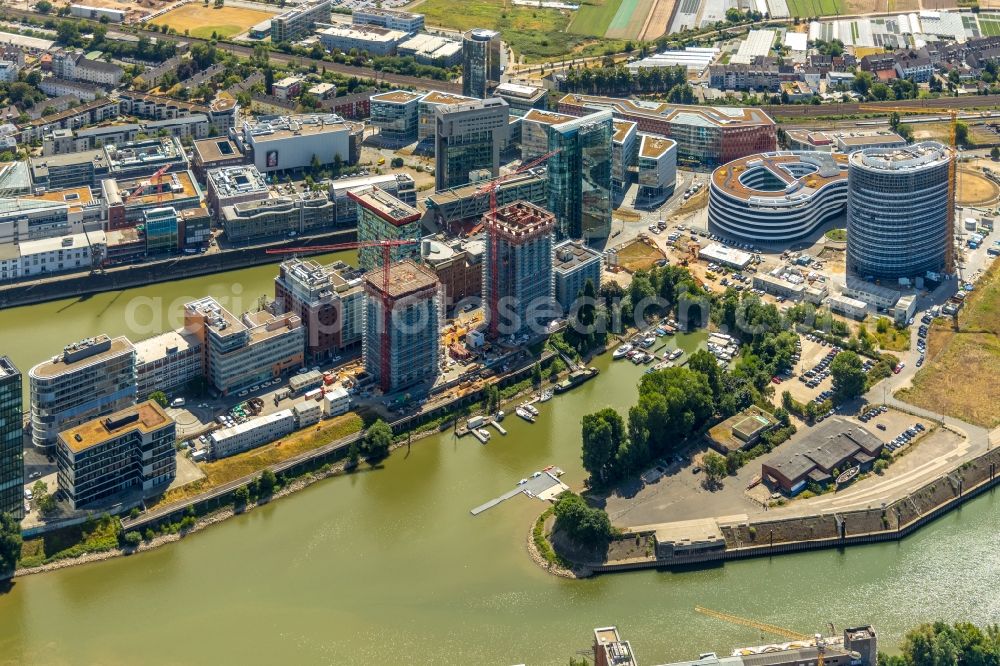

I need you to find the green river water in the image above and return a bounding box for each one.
[0,260,998,665]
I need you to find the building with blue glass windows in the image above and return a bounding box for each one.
[545,110,613,242]
[0,357,23,520]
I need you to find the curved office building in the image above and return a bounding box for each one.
[847,142,951,281]
[708,151,848,244]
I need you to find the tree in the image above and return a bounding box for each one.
[881,621,1000,666]
[122,530,142,548]
[0,512,20,579]
[552,492,614,547]
[992,146,1000,161]
[362,419,393,461]
[531,362,542,388]
[35,0,52,12]
[955,121,970,147]
[347,440,361,468]
[233,485,250,509]
[831,350,866,402]
[702,452,727,486]
[484,384,500,415]
[258,469,277,497]
[581,408,625,484]
[148,391,168,407]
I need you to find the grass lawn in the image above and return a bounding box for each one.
[825,228,847,242]
[415,0,619,61]
[569,0,624,37]
[149,5,276,39]
[20,515,120,568]
[870,321,911,352]
[896,263,1000,428]
[785,0,846,17]
[151,412,364,507]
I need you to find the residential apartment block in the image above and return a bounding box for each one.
[363,260,441,393]
[273,258,366,361]
[351,186,422,271]
[221,192,337,242]
[482,201,556,338]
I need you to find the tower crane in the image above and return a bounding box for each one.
[124,164,170,204]
[265,238,420,393]
[856,104,964,276]
[694,606,833,666]
[474,148,561,340]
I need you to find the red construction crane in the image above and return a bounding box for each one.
[124,164,170,204]
[266,238,419,393]
[475,149,561,340]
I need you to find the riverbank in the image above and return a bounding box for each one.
[14,357,567,577]
[0,230,355,309]
[539,434,1000,577]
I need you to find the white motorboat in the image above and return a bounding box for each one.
[524,403,539,417]
[538,390,553,402]
[515,407,536,423]
[612,344,633,359]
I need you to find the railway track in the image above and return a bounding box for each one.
[0,5,463,93]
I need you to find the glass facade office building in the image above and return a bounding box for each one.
[143,206,179,255]
[0,357,22,520]
[847,142,952,281]
[546,110,613,242]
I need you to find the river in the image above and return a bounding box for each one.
[1,260,998,665]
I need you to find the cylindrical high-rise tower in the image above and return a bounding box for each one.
[846,141,951,281]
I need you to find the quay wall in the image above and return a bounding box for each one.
[0,230,356,309]
[588,445,1000,574]
[117,351,554,535]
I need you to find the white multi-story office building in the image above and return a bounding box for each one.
[239,114,359,173]
[270,0,331,43]
[29,334,137,449]
[18,230,106,277]
[183,297,305,396]
[352,8,425,32]
[318,24,408,56]
[133,329,204,399]
[637,134,677,204]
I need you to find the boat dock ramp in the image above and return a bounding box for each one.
[457,415,508,443]
[470,467,568,516]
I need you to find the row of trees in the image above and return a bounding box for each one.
[560,64,690,97]
[882,622,1000,666]
[580,271,861,486]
